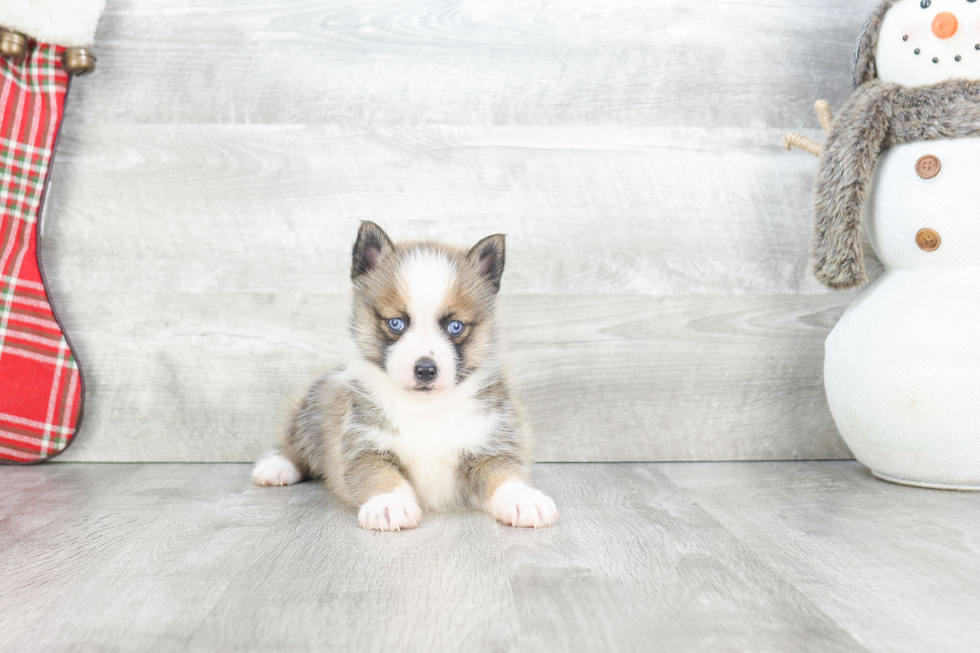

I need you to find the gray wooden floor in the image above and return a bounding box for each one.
[2,462,979,652]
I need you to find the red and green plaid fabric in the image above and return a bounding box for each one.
[0,41,83,463]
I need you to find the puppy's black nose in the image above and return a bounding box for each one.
[414,358,438,384]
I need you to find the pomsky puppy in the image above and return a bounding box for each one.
[252,222,559,532]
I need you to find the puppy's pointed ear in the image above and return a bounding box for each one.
[352,221,394,279]
[467,234,506,293]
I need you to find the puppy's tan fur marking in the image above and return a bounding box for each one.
[343,451,409,506]
[257,222,557,531]
[458,455,527,509]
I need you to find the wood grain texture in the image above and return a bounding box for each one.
[662,463,980,653]
[43,124,855,297]
[37,0,890,461]
[43,123,865,462]
[72,0,876,127]
[3,462,979,652]
[51,293,853,463]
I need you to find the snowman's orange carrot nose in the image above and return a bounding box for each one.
[932,12,958,39]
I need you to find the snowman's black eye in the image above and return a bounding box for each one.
[933,57,940,63]
[915,48,922,54]
[921,0,931,7]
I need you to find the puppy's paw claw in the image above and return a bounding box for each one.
[358,487,422,532]
[490,481,559,528]
[251,453,302,487]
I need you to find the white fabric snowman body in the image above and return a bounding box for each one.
[827,139,980,488]
[817,0,980,489]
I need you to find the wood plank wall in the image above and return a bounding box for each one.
[45,0,884,462]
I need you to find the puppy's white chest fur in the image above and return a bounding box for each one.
[351,362,496,511]
[384,410,493,511]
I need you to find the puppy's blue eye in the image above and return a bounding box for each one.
[387,318,405,332]
[447,320,464,335]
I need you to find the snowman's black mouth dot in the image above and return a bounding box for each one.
[956,55,962,62]
[903,35,909,42]
[915,48,922,55]
[933,57,940,63]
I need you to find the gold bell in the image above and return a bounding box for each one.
[0,30,29,62]
[63,47,96,76]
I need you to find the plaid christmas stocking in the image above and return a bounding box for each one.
[0,5,102,463]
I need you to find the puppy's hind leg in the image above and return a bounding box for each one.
[252,451,304,487]
[254,372,331,488]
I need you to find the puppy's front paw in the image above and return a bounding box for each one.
[358,486,423,532]
[490,480,559,528]
[252,453,303,487]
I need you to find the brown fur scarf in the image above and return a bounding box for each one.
[812,79,980,289]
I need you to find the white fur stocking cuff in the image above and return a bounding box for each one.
[1,0,106,47]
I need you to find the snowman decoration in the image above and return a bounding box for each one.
[787,0,980,489]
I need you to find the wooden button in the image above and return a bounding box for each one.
[916,228,941,252]
[915,155,941,179]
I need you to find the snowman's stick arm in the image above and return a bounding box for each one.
[783,99,833,157]
[815,100,833,134]
[783,132,823,156]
